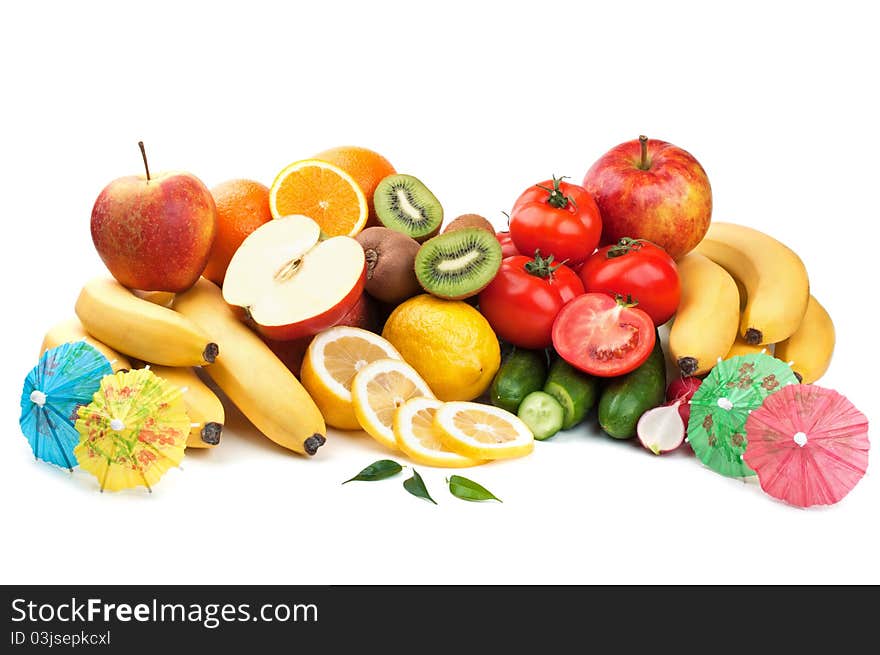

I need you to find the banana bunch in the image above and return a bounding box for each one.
[670,223,834,382]
[146,365,225,448]
[41,316,132,372]
[39,315,226,449]
[172,279,327,456]
[59,276,327,456]
[76,277,219,367]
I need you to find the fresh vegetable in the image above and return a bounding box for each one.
[509,175,602,265]
[637,401,686,455]
[579,238,681,326]
[479,251,584,349]
[543,358,598,430]
[597,336,666,439]
[666,376,701,424]
[517,391,565,441]
[490,349,548,413]
[551,293,655,377]
[496,231,520,258]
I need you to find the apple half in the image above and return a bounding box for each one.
[223,215,366,341]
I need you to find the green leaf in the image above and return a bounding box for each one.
[342,459,403,484]
[403,469,436,504]
[447,475,502,502]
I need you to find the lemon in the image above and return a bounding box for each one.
[300,327,402,430]
[381,294,500,401]
[433,401,534,460]
[351,358,435,451]
[393,397,483,468]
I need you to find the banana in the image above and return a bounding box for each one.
[669,253,740,376]
[774,295,834,383]
[694,222,810,345]
[75,277,218,367]
[40,317,132,372]
[132,289,176,307]
[724,334,770,360]
[172,278,326,456]
[147,365,224,448]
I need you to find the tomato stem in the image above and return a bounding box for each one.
[637,135,649,170]
[615,293,639,308]
[524,249,567,278]
[535,175,577,210]
[607,237,645,259]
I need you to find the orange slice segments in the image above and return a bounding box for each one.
[269,159,368,237]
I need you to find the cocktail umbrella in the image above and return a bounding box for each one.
[74,368,189,492]
[687,353,798,477]
[19,341,113,470]
[744,384,869,507]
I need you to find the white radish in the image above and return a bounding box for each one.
[637,401,686,455]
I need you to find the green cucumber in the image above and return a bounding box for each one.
[517,391,564,441]
[598,335,666,439]
[543,359,598,430]
[489,349,547,413]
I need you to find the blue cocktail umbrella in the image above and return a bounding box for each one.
[19,341,113,470]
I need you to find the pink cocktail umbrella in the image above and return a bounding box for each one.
[744,385,869,508]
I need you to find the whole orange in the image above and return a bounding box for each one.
[312,146,396,226]
[203,179,272,285]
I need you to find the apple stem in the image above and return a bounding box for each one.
[638,135,649,170]
[138,141,151,181]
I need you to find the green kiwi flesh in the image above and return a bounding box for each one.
[415,227,502,300]
[374,174,443,241]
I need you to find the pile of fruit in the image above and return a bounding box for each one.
[27,137,855,504]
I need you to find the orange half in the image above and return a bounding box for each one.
[269,159,368,237]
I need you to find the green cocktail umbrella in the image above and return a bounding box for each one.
[687,353,798,478]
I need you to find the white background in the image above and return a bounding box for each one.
[1,1,877,584]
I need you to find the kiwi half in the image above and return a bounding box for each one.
[415,227,502,300]
[374,174,443,242]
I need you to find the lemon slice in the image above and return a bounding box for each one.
[301,327,402,430]
[393,397,483,468]
[352,359,435,450]
[433,402,534,460]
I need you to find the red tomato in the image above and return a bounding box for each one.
[509,176,602,265]
[479,253,584,349]
[579,238,680,326]
[495,231,520,258]
[552,293,655,377]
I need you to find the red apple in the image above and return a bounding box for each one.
[334,292,380,332]
[582,136,712,260]
[91,142,217,292]
[223,215,366,341]
[261,293,378,377]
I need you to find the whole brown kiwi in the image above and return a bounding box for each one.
[443,213,495,235]
[355,227,422,304]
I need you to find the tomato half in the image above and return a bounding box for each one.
[479,253,584,349]
[551,293,655,377]
[509,176,602,265]
[579,238,680,326]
